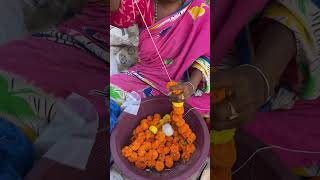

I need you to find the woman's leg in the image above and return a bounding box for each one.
[187,94,210,117]
[244,99,320,169]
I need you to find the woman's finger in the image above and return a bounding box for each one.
[212,102,237,131]
[213,95,243,120]
[230,104,256,128]
[170,84,184,91]
[227,91,257,112]
[213,105,255,130]
[212,100,232,125]
[170,93,183,102]
[212,99,256,130]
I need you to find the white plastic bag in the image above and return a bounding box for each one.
[34,93,99,170]
[121,91,141,115]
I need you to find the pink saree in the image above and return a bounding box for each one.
[111,0,210,115]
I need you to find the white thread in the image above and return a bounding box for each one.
[232,145,320,176]
[132,0,136,20]
[135,97,209,116]
[184,107,210,117]
[140,97,169,104]
[133,0,172,82]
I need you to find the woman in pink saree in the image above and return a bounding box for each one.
[110,0,210,117]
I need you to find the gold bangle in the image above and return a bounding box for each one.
[185,81,195,92]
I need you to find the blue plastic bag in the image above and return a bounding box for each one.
[110,99,121,163]
[0,118,34,179]
[110,99,121,133]
[0,163,21,180]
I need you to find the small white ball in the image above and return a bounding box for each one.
[162,123,174,136]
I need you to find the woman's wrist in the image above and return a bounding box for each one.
[189,69,203,92]
[185,81,196,92]
[251,63,276,99]
[235,65,270,106]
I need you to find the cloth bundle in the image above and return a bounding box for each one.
[110,25,139,75]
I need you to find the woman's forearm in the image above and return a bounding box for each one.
[251,21,297,95]
[189,69,203,90]
[111,0,121,12]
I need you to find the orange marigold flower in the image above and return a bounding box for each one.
[165,141,172,147]
[171,114,181,122]
[152,140,161,149]
[170,144,179,153]
[176,119,185,127]
[156,131,166,142]
[166,136,173,142]
[146,160,156,168]
[141,122,149,130]
[143,142,152,151]
[150,149,159,160]
[147,115,153,121]
[138,147,146,157]
[187,144,196,154]
[135,158,147,169]
[165,156,174,168]
[157,144,165,154]
[122,146,132,158]
[153,113,161,120]
[164,147,170,155]
[173,106,184,115]
[155,161,165,172]
[187,133,196,144]
[130,141,141,151]
[182,152,191,161]
[170,151,181,161]
[128,152,138,162]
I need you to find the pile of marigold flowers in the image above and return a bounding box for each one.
[121,104,197,172]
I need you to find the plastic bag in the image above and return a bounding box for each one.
[34,93,99,170]
[110,99,121,133]
[0,118,33,179]
[121,91,141,115]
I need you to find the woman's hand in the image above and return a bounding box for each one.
[169,68,203,102]
[169,82,195,102]
[212,66,269,130]
[212,20,297,131]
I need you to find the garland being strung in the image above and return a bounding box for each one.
[212,67,237,180]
